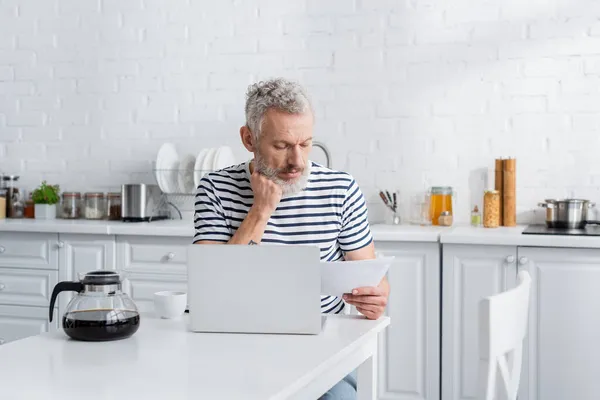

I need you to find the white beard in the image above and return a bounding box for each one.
[254,155,311,196]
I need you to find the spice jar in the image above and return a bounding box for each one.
[438,211,453,226]
[106,192,121,221]
[84,192,105,220]
[24,193,34,219]
[61,192,82,219]
[483,190,500,228]
[471,205,481,227]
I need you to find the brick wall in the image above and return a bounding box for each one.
[1,0,600,223]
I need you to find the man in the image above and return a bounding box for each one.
[193,78,390,399]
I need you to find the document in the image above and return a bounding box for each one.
[320,256,394,297]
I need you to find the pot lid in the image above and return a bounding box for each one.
[81,270,121,285]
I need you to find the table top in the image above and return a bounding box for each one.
[0,314,390,400]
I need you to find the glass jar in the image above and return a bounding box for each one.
[106,192,121,221]
[62,192,82,219]
[429,186,454,226]
[23,192,34,219]
[3,175,23,218]
[483,190,500,228]
[84,192,105,220]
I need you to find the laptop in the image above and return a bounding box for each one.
[186,244,322,335]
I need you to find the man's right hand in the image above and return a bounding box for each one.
[250,168,282,217]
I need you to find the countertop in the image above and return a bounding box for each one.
[2,218,600,248]
[0,313,390,400]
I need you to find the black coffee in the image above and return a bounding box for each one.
[62,309,140,342]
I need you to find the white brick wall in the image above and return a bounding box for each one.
[1,0,600,224]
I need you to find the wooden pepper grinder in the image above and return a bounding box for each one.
[494,158,504,226]
[503,158,516,226]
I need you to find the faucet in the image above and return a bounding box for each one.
[312,141,331,169]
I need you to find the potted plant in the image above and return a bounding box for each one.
[31,181,60,220]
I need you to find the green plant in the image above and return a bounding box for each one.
[31,181,60,205]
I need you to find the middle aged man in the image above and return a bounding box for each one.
[193,78,390,399]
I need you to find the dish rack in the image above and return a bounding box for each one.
[151,168,214,221]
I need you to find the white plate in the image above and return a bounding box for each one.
[201,148,218,176]
[193,148,211,189]
[212,146,236,171]
[178,153,196,194]
[156,143,179,193]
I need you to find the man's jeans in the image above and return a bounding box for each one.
[318,370,358,400]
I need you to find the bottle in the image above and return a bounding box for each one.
[471,205,481,227]
[438,211,453,226]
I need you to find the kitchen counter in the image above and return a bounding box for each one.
[2,218,600,248]
[0,313,390,400]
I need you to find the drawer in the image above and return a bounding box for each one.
[0,268,58,307]
[126,272,187,313]
[0,305,58,345]
[116,236,189,275]
[0,232,59,270]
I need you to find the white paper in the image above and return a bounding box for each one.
[320,256,394,297]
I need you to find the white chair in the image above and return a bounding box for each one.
[478,270,532,400]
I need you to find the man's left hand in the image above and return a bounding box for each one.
[343,285,388,320]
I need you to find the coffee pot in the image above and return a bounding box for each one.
[49,270,140,342]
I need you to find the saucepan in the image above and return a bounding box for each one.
[538,199,596,229]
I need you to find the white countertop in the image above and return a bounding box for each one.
[2,219,600,248]
[0,313,390,400]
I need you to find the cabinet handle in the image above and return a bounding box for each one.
[0,338,4,345]
[0,246,5,253]
[519,257,529,265]
[167,252,175,260]
[505,255,515,263]
[56,241,64,249]
[0,283,5,290]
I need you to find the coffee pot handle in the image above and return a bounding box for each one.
[49,281,84,322]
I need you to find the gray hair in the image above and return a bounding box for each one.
[245,78,312,142]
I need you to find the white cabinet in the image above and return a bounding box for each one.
[518,247,600,400]
[0,305,58,345]
[116,236,190,312]
[441,244,518,400]
[0,232,59,344]
[374,241,440,400]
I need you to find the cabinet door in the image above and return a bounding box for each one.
[0,305,58,345]
[518,247,600,400]
[57,235,116,319]
[116,236,189,276]
[0,232,59,270]
[374,241,440,400]
[442,244,517,400]
[0,268,58,307]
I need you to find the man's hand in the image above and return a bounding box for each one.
[250,168,283,216]
[342,280,389,320]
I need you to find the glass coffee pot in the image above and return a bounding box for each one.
[49,270,140,342]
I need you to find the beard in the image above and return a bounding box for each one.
[254,153,310,196]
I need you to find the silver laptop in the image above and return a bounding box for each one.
[186,244,322,335]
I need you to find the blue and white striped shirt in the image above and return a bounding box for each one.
[193,160,374,314]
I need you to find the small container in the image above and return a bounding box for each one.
[61,192,82,219]
[438,210,453,226]
[24,193,34,219]
[106,192,121,221]
[471,205,481,227]
[483,190,500,228]
[84,192,105,220]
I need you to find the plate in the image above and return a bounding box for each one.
[193,148,211,189]
[178,153,196,194]
[201,148,218,176]
[212,146,236,171]
[156,143,179,193]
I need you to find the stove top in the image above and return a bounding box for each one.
[522,224,600,236]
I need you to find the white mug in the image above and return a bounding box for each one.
[154,291,187,319]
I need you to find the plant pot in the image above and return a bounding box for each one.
[34,204,57,220]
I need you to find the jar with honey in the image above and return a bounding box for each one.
[429,186,454,226]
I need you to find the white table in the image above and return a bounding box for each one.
[0,314,390,400]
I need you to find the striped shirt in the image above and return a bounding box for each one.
[193,160,374,314]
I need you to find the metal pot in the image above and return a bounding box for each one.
[538,199,596,229]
